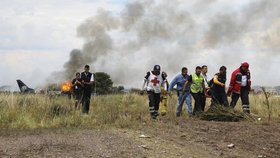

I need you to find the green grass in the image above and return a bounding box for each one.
[0,92,279,129]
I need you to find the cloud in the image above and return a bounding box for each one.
[1,0,280,89]
[245,19,280,53]
[0,0,125,89]
[0,49,67,90]
[0,0,124,51]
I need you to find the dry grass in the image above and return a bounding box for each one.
[0,93,151,129]
[0,92,279,129]
[243,94,280,119]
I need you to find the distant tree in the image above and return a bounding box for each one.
[94,72,113,95]
[117,86,124,92]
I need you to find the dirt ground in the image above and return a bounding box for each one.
[0,119,279,158]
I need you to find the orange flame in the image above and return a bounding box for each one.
[61,81,73,92]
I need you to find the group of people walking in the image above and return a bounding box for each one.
[72,65,94,114]
[141,62,251,119]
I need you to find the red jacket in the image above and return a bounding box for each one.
[227,67,251,94]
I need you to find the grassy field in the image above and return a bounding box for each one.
[1,93,280,157]
[0,92,279,129]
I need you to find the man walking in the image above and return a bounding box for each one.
[183,66,205,114]
[168,67,192,116]
[81,65,94,114]
[201,65,209,111]
[72,72,83,109]
[141,65,167,119]
[210,66,229,107]
[227,62,251,113]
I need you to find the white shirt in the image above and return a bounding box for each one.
[241,75,247,87]
[144,72,166,93]
[90,73,94,82]
[85,72,94,82]
[202,73,209,88]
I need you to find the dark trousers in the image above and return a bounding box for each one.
[191,92,204,114]
[73,91,82,109]
[147,91,161,117]
[82,90,92,114]
[201,95,206,111]
[230,87,250,113]
[211,91,229,107]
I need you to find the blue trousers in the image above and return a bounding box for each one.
[176,91,192,116]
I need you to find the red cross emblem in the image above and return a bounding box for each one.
[151,77,160,86]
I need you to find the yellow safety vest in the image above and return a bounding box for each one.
[190,74,204,93]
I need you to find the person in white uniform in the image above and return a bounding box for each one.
[141,65,167,119]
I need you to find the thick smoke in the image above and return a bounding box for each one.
[50,10,117,83]
[202,0,280,49]
[63,49,84,79]
[57,0,280,87]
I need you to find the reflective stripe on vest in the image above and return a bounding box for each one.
[190,74,204,93]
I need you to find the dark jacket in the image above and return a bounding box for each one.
[81,72,94,92]
[72,78,83,93]
[212,73,226,93]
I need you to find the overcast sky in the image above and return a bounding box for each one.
[0,0,128,90]
[0,0,279,91]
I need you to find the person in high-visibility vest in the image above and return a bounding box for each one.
[183,66,206,114]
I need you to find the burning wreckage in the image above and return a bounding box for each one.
[16,80,74,97]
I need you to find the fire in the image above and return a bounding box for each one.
[61,81,73,92]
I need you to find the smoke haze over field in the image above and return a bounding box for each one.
[1,0,280,90]
[59,0,280,87]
